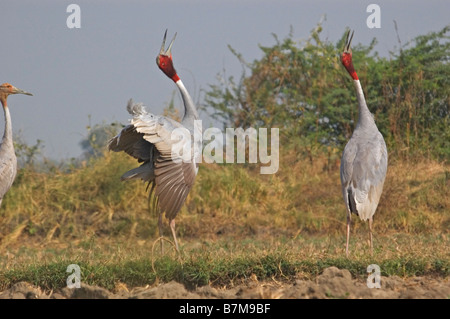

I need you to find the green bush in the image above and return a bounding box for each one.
[203,23,450,161]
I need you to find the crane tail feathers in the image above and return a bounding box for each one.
[126,99,147,116]
[347,184,384,221]
[347,188,358,217]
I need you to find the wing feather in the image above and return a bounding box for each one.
[110,99,198,220]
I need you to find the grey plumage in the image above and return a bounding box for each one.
[109,31,199,252]
[0,83,32,207]
[0,135,17,208]
[108,99,197,222]
[340,31,388,256]
[340,122,387,220]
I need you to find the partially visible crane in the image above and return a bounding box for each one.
[0,83,33,207]
[340,31,388,256]
[109,30,200,252]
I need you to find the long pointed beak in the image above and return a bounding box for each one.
[159,29,168,55]
[344,30,354,53]
[159,29,177,56]
[14,87,33,96]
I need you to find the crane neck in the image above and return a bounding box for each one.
[1,102,14,148]
[175,79,199,126]
[353,80,376,131]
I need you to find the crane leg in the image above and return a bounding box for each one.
[368,218,373,255]
[158,213,164,254]
[169,219,180,253]
[346,213,351,257]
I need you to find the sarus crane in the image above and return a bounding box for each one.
[0,83,32,207]
[340,31,388,256]
[108,30,200,253]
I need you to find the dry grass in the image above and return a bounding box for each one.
[0,149,448,247]
[0,149,448,290]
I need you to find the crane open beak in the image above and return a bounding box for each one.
[344,30,354,53]
[13,87,33,96]
[159,29,177,57]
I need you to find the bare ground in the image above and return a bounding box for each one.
[0,267,448,299]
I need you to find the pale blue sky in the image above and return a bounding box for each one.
[1,0,448,159]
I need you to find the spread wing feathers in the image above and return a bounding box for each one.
[108,124,154,162]
[340,132,388,221]
[111,99,198,220]
[121,161,155,182]
[108,121,156,183]
[153,157,196,220]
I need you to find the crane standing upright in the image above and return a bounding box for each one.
[0,83,33,207]
[340,31,388,256]
[109,30,200,252]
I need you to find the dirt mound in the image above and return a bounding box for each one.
[0,267,448,299]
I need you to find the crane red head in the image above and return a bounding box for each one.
[341,30,359,80]
[156,30,180,82]
[0,83,33,107]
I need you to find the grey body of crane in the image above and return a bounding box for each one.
[0,83,32,207]
[340,31,388,256]
[108,31,200,253]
